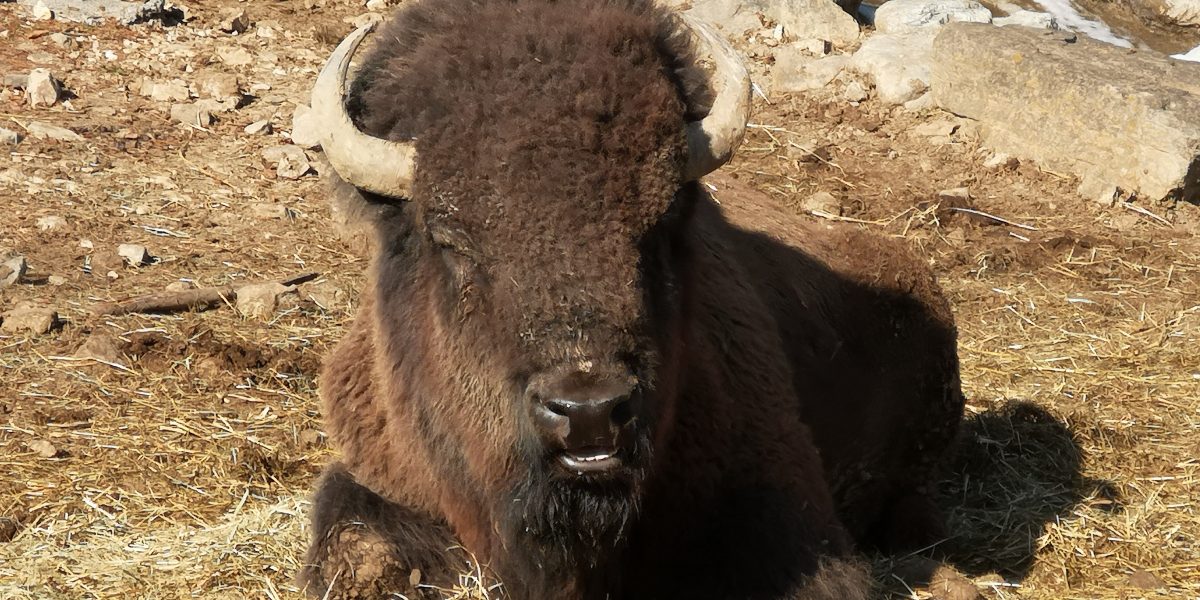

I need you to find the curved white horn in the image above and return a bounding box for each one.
[311,22,417,198]
[680,16,753,181]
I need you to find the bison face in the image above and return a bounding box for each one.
[312,3,749,555]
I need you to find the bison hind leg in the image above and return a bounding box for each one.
[299,462,462,599]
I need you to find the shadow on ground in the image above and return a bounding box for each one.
[938,400,1121,579]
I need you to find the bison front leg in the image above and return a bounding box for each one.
[300,462,464,599]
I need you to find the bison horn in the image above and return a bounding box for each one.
[310,21,418,198]
[311,16,751,197]
[679,15,753,181]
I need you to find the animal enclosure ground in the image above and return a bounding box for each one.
[1,2,1198,599]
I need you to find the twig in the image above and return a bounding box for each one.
[91,272,319,316]
[944,206,1038,231]
[1120,201,1172,227]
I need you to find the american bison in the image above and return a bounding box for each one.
[301,0,965,598]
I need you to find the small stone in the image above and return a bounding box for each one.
[117,243,151,266]
[913,118,961,137]
[170,103,214,127]
[0,127,20,145]
[263,145,312,179]
[244,119,272,135]
[938,187,971,204]
[290,104,321,148]
[3,73,29,89]
[26,68,60,107]
[79,239,94,249]
[28,439,58,459]
[1127,569,1166,590]
[983,153,1019,170]
[36,215,65,231]
[48,32,72,48]
[140,77,190,103]
[216,46,253,67]
[256,26,276,39]
[74,332,124,365]
[235,282,292,319]
[196,72,241,102]
[1,302,59,335]
[843,80,868,102]
[1,255,27,288]
[366,0,389,9]
[306,281,346,311]
[218,8,251,34]
[801,191,843,216]
[32,0,54,20]
[47,275,66,286]
[26,121,82,142]
[252,202,293,219]
[164,280,194,292]
[1078,177,1119,207]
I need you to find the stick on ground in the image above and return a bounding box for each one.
[91,272,320,316]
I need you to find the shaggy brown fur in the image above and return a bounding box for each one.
[301,1,964,599]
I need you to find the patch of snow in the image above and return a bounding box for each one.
[1171,45,1200,62]
[1032,0,1133,48]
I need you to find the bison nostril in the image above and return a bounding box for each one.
[545,399,572,418]
[610,399,633,427]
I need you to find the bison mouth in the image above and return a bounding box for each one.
[558,446,624,474]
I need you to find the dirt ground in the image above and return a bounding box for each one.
[1,1,1198,599]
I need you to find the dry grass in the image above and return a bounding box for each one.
[2,2,1199,599]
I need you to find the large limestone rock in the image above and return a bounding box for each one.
[873,0,992,34]
[932,23,1200,202]
[1139,0,1200,26]
[849,29,937,105]
[687,0,860,45]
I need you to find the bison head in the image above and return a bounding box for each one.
[311,0,750,565]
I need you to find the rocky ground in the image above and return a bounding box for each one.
[1,0,1198,599]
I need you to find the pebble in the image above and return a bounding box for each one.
[0,127,20,145]
[1,302,59,335]
[170,103,214,127]
[27,68,60,107]
[289,104,321,148]
[36,215,65,231]
[801,191,843,216]
[843,80,868,102]
[32,0,54,20]
[216,46,253,67]
[139,77,190,103]
[263,144,311,180]
[937,187,972,204]
[244,119,272,135]
[28,440,58,459]
[26,121,82,142]
[983,152,1019,170]
[1,255,27,288]
[235,282,292,319]
[117,243,151,266]
[74,331,125,365]
[47,275,67,286]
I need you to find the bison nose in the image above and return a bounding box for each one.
[528,373,637,450]
[535,395,634,445]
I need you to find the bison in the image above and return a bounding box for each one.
[300,0,965,598]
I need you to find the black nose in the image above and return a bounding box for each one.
[528,372,637,450]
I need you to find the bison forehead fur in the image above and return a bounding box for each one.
[302,1,966,599]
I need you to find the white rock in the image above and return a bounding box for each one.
[196,72,240,102]
[139,77,190,103]
[366,0,389,9]
[79,239,93,249]
[216,46,253,67]
[993,10,1059,29]
[849,29,936,105]
[170,103,214,127]
[36,215,65,230]
[117,243,150,266]
[164,280,194,292]
[235,282,292,319]
[27,68,60,107]
[32,0,54,20]
[688,0,860,45]
[47,275,67,286]
[74,332,124,365]
[843,80,868,102]
[290,104,321,148]
[801,191,843,215]
[0,127,20,145]
[874,0,992,34]
[983,152,1019,170]
[26,121,82,142]
[774,52,850,92]
[244,119,272,135]
[1,255,27,288]
[1,302,58,335]
[263,145,312,180]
